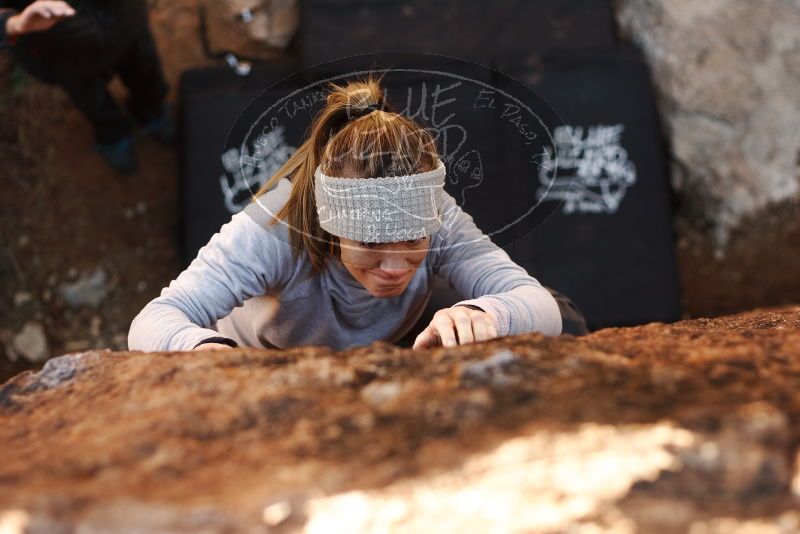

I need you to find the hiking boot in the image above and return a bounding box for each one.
[95,136,138,174]
[140,106,176,147]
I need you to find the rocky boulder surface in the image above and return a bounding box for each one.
[616,0,800,250]
[1,305,800,533]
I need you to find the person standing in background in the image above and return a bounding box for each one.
[0,0,174,173]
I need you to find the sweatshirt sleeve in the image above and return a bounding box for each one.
[127,207,296,352]
[430,190,562,337]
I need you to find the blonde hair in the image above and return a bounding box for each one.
[252,74,439,273]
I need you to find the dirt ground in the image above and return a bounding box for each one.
[1,1,800,383]
[1,305,799,532]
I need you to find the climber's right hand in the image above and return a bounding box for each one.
[5,1,76,37]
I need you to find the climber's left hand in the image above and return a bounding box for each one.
[412,306,498,349]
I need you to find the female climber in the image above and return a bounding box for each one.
[127,76,564,352]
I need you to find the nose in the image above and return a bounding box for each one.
[377,255,413,278]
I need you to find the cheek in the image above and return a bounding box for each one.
[400,248,429,268]
[410,248,429,264]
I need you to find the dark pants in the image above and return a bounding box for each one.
[546,285,589,336]
[58,19,168,145]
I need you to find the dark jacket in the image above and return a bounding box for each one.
[0,0,148,83]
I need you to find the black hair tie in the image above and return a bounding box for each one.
[348,101,387,121]
[363,102,385,113]
[327,101,389,139]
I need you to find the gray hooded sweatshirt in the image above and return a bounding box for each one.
[127,177,562,352]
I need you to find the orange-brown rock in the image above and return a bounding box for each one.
[2,305,800,533]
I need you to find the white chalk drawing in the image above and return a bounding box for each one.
[536,124,637,214]
[219,125,296,213]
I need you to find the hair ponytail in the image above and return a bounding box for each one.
[252,73,439,274]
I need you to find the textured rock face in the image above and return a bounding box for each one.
[616,0,800,249]
[1,305,800,532]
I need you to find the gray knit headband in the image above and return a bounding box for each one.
[314,159,447,243]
